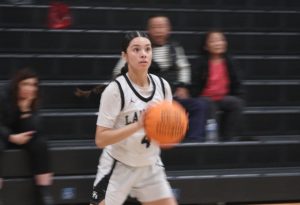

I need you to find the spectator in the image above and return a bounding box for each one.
[0,68,54,205]
[192,30,244,141]
[112,15,207,142]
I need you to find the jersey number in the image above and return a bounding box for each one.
[141,135,151,148]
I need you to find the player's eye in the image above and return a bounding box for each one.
[145,47,152,52]
[133,48,140,52]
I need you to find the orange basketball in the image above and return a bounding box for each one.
[144,100,188,147]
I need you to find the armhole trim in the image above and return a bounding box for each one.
[114,80,125,111]
[158,77,166,99]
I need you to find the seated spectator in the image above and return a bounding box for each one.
[0,68,54,205]
[192,30,244,142]
[112,15,208,142]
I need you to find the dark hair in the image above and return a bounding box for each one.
[121,31,149,53]
[120,31,150,75]
[200,29,228,57]
[75,31,150,99]
[10,68,40,111]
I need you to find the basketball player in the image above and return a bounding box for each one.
[113,15,208,142]
[75,15,207,142]
[89,31,178,205]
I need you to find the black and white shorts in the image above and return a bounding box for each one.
[90,150,173,205]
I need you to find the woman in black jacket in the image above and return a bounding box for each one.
[0,68,53,205]
[192,30,244,141]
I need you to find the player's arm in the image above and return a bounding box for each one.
[94,82,144,148]
[95,120,143,148]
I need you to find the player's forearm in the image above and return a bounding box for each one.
[95,122,142,148]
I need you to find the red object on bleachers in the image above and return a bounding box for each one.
[48,1,72,29]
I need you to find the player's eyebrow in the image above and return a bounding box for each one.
[131,43,151,47]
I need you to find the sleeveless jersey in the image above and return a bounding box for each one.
[96,73,172,167]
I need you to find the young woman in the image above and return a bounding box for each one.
[0,68,54,205]
[76,15,207,142]
[192,30,244,142]
[89,31,178,205]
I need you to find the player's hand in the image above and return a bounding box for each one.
[137,111,145,128]
[9,131,35,145]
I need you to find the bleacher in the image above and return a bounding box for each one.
[1,0,300,204]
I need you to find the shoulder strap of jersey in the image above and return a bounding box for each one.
[158,76,166,99]
[114,79,125,111]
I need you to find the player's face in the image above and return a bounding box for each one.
[18,77,38,100]
[205,32,227,56]
[148,17,170,46]
[124,37,152,72]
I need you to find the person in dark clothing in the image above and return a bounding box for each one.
[0,68,54,205]
[192,30,244,141]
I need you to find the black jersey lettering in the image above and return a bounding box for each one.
[125,112,139,125]
[141,135,151,148]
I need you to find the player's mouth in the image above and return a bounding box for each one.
[139,61,148,64]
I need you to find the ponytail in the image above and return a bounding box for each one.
[75,31,149,102]
[120,64,128,75]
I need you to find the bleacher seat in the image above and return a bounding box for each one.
[3,142,300,204]
[1,0,300,204]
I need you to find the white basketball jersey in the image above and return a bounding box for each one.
[97,73,172,167]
